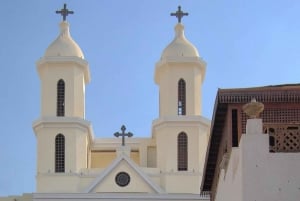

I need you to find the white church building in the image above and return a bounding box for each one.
[2,4,211,201]
[2,4,300,201]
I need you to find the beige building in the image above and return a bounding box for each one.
[0,5,210,201]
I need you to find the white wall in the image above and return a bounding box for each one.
[215,119,300,201]
[214,148,243,201]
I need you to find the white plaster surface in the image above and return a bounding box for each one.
[45,22,84,58]
[215,119,300,201]
[161,23,199,59]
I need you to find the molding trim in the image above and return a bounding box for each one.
[32,116,94,141]
[33,193,210,200]
[152,116,210,132]
[36,56,91,83]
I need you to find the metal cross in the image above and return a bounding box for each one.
[170,6,188,23]
[114,125,133,146]
[56,3,74,21]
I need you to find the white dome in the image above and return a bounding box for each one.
[161,23,199,59]
[45,22,84,58]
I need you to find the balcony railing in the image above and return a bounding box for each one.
[263,124,300,153]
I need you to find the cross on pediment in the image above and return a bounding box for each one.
[170,5,188,23]
[56,3,74,21]
[114,125,133,146]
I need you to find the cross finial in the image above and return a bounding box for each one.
[56,3,74,21]
[114,125,133,146]
[170,6,188,23]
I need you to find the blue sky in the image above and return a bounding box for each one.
[1,0,300,196]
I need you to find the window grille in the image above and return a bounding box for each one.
[264,124,300,152]
[178,79,186,115]
[55,134,65,172]
[178,132,188,171]
[57,79,65,116]
[242,108,300,134]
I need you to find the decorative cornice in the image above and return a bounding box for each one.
[154,59,206,85]
[36,56,91,84]
[32,116,94,141]
[33,192,210,200]
[218,86,300,104]
[152,115,210,129]
[37,56,88,66]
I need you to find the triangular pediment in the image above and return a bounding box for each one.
[84,153,164,194]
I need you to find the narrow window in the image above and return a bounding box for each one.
[55,134,65,173]
[57,79,65,116]
[178,79,186,115]
[178,132,188,171]
[232,109,238,147]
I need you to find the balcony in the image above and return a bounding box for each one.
[263,124,300,152]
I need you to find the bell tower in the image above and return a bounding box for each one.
[152,6,210,194]
[32,4,93,193]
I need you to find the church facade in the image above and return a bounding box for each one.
[29,4,210,201]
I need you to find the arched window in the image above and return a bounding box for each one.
[55,134,65,173]
[178,79,186,115]
[178,132,188,171]
[57,79,65,116]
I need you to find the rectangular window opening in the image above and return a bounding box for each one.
[232,109,239,147]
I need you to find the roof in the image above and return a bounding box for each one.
[45,21,84,58]
[161,23,199,60]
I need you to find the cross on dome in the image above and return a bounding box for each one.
[56,3,74,21]
[114,125,133,146]
[170,6,188,23]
